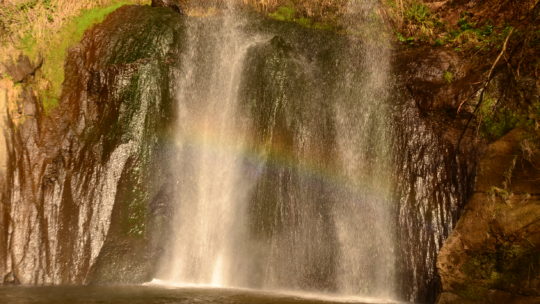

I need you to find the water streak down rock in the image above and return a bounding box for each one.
[0,6,182,284]
[0,5,478,303]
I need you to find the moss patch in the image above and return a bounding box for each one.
[460,244,540,297]
[478,94,540,142]
[26,1,136,112]
[268,5,335,31]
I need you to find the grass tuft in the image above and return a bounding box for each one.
[1,0,150,113]
[39,1,133,111]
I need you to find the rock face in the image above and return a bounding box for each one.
[7,4,532,303]
[237,20,477,303]
[0,6,182,284]
[0,7,478,302]
[394,47,481,113]
[437,129,540,303]
[151,0,184,14]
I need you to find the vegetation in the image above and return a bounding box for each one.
[443,70,453,83]
[39,2,141,111]
[460,242,539,299]
[0,0,149,112]
[267,5,334,31]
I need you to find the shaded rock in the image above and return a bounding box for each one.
[2,54,41,83]
[394,47,481,112]
[2,272,20,285]
[437,129,540,303]
[151,0,183,14]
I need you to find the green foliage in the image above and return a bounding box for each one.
[17,0,38,11]
[397,32,414,44]
[38,1,130,113]
[443,70,454,83]
[398,2,444,43]
[405,2,430,23]
[394,3,515,51]
[268,5,334,31]
[437,15,505,51]
[457,13,475,31]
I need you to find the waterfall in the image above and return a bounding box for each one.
[156,6,266,286]
[155,0,397,300]
[332,0,394,297]
[0,3,474,302]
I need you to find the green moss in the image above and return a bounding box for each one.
[1,73,13,81]
[295,17,312,27]
[454,283,489,301]
[461,244,540,296]
[312,22,334,31]
[481,109,520,140]
[126,178,147,237]
[269,5,296,22]
[19,32,38,59]
[479,96,522,140]
[443,70,454,83]
[38,1,133,113]
[268,5,334,31]
[42,95,59,114]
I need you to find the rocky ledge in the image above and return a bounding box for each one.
[437,129,540,303]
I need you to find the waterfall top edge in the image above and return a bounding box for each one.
[144,279,402,304]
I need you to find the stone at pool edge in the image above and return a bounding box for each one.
[151,0,184,15]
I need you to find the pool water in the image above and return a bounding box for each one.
[0,286,398,304]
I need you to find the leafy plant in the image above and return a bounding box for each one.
[405,2,430,23]
[397,32,414,44]
[458,14,475,31]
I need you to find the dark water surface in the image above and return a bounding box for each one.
[0,286,396,304]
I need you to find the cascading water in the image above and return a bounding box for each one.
[155,6,263,286]
[0,2,475,303]
[155,0,397,301]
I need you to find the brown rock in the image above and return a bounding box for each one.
[394,47,481,112]
[437,129,540,303]
[2,54,41,83]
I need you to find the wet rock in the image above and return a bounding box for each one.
[1,5,183,285]
[151,0,184,14]
[3,272,20,285]
[394,47,481,113]
[437,129,540,303]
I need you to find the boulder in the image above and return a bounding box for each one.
[437,129,540,303]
